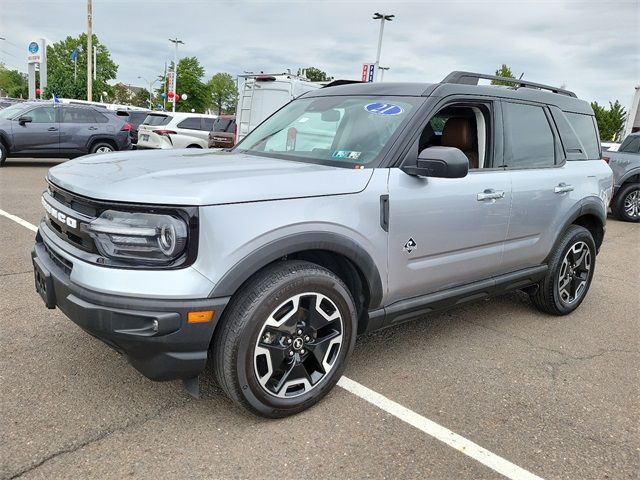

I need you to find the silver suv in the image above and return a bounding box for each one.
[32,72,613,417]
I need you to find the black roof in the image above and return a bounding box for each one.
[306,71,591,114]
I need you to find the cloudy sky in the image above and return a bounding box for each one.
[1,0,638,105]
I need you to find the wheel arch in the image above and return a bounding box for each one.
[88,137,117,152]
[549,197,606,259]
[617,170,640,188]
[209,232,384,316]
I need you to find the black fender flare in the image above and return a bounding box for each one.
[617,167,640,188]
[209,232,384,309]
[546,196,606,260]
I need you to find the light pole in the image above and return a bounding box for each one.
[168,37,184,112]
[138,76,158,109]
[87,0,93,101]
[379,66,390,82]
[372,12,394,82]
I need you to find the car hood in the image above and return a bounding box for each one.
[47,149,374,205]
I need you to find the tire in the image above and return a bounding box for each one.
[611,183,640,222]
[0,142,7,167]
[90,142,114,154]
[530,225,596,315]
[213,260,357,418]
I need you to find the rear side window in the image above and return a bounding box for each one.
[61,107,96,123]
[618,135,640,153]
[565,112,600,159]
[177,117,202,130]
[503,102,555,168]
[144,114,171,126]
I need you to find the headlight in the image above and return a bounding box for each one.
[83,210,188,264]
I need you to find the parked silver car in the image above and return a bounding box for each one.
[32,71,612,417]
[604,132,640,221]
[0,102,131,166]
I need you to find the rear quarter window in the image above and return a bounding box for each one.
[565,112,601,159]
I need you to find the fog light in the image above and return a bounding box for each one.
[188,310,214,324]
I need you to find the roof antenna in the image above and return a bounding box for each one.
[518,72,524,79]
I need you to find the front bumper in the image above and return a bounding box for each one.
[32,235,228,381]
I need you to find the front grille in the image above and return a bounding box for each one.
[45,184,99,253]
[44,243,73,275]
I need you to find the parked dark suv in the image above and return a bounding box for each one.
[208,115,237,148]
[0,102,131,166]
[117,109,151,147]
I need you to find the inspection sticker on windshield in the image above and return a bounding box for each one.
[364,102,404,115]
[333,150,361,159]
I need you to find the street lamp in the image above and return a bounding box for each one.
[168,37,184,113]
[372,12,394,82]
[138,76,159,109]
[379,66,390,82]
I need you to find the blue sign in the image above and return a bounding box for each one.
[368,64,375,82]
[28,42,39,54]
[364,102,404,115]
[70,49,78,61]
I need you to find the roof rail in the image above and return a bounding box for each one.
[441,71,577,98]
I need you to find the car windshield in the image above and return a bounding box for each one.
[235,96,420,168]
[143,114,171,126]
[0,103,29,119]
[213,118,235,132]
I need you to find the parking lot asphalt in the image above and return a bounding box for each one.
[1,158,639,480]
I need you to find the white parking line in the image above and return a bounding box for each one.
[0,209,38,232]
[338,376,543,480]
[1,208,543,480]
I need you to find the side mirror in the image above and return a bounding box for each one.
[18,116,33,125]
[402,146,469,178]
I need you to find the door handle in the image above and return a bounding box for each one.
[88,126,98,131]
[477,189,505,201]
[554,183,574,194]
[47,127,58,131]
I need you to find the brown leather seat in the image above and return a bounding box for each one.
[441,117,479,169]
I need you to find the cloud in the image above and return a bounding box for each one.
[1,0,638,105]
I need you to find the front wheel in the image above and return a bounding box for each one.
[0,142,7,167]
[611,183,640,222]
[530,225,596,315]
[213,261,357,418]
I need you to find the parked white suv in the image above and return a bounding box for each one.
[137,112,217,149]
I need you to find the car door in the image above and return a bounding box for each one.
[386,98,511,305]
[11,105,59,154]
[176,116,207,142]
[500,101,581,271]
[58,106,100,154]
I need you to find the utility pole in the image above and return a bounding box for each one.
[168,37,183,113]
[372,12,394,82]
[87,0,93,101]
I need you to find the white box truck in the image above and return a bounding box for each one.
[236,74,322,143]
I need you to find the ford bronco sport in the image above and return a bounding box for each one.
[32,72,613,417]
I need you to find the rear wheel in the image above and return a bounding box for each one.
[90,142,114,154]
[530,225,596,315]
[213,260,357,418]
[611,183,640,222]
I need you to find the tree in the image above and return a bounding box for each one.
[207,73,238,115]
[44,33,118,101]
[491,64,516,86]
[167,57,209,113]
[111,83,132,104]
[132,88,152,109]
[0,64,28,98]
[301,67,331,82]
[591,100,627,141]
